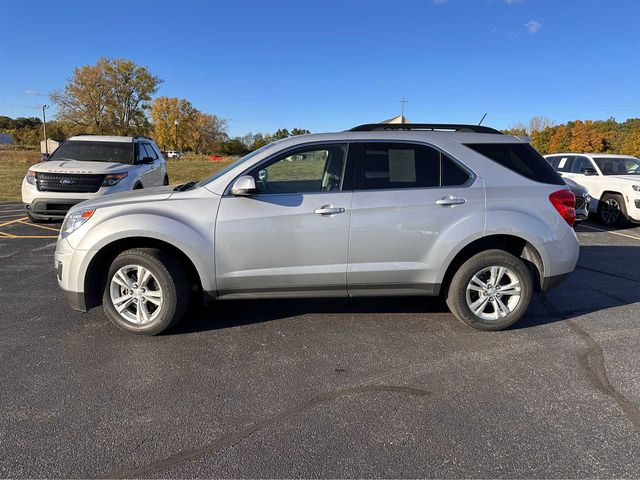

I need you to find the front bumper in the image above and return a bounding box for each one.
[61,287,88,312]
[25,198,86,219]
[55,238,93,312]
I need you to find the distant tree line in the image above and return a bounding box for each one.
[504,116,640,157]
[0,58,310,155]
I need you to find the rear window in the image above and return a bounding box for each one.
[465,143,564,185]
[49,141,134,164]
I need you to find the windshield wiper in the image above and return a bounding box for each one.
[174,181,197,192]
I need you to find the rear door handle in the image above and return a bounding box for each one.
[435,195,466,206]
[315,205,346,216]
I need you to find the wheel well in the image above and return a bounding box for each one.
[599,190,624,201]
[441,235,544,296]
[84,237,203,309]
[133,182,143,189]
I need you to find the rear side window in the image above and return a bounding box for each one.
[441,154,471,186]
[363,143,439,189]
[465,143,564,185]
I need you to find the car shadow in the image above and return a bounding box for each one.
[171,244,640,335]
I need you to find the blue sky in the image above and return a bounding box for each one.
[1,0,639,136]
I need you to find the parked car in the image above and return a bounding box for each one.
[166,150,182,158]
[55,123,579,335]
[562,177,590,222]
[22,135,168,222]
[545,153,640,226]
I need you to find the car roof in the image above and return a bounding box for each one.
[545,152,638,158]
[68,135,155,143]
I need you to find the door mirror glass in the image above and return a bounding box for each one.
[231,175,257,195]
[581,167,598,176]
[141,156,155,164]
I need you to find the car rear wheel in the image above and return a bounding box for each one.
[102,248,189,335]
[598,193,628,227]
[446,250,533,331]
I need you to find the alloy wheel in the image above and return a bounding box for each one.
[109,264,163,325]
[465,266,522,321]
[601,199,621,225]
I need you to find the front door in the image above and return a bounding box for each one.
[215,143,354,297]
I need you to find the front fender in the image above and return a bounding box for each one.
[69,212,216,293]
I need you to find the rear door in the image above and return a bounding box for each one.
[347,142,484,296]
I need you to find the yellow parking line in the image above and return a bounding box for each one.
[0,217,27,229]
[17,220,60,232]
[579,224,640,242]
[0,231,14,237]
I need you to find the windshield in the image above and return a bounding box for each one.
[193,142,278,188]
[49,141,134,164]
[593,157,640,175]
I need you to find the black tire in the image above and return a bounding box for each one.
[102,248,190,335]
[163,175,169,186]
[598,193,628,227]
[446,249,533,331]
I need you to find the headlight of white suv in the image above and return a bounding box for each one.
[102,172,128,187]
[26,170,37,185]
[60,208,95,239]
[632,185,640,192]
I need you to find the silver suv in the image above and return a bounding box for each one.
[22,135,168,222]
[54,123,580,335]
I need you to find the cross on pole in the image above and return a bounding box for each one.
[400,98,408,118]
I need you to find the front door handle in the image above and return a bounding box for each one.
[315,205,346,216]
[435,195,466,206]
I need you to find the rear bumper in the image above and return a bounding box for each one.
[541,272,571,292]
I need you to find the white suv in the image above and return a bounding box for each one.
[22,135,168,222]
[545,153,640,226]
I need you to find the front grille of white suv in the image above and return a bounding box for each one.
[36,173,105,193]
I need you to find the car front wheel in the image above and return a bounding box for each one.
[102,248,189,335]
[598,193,628,227]
[446,250,533,331]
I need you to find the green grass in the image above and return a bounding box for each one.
[0,150,237,201]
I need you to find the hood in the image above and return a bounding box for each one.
[30,160,134,174]
[71,185,175,211]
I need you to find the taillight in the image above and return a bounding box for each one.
[549,189,576,226]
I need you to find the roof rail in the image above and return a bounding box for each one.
[348,123,503,134]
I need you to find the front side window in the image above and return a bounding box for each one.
[594,157,640,175]
[143,143,158,159]
[571,156,594,174]
[250,144,348,194]
[48,141,134,164]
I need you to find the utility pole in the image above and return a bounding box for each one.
[174,119,179,151]
[399,98,408,122]
[42,105,49,155]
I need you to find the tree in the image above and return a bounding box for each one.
[189,112,227,154]
[51,57,161,135]
[151,97,197,150]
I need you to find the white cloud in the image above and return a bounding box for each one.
[524,19,542,33]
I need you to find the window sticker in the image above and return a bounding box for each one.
[389,149,416,182]
[558,157,568,169]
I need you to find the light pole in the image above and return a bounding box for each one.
[174,119,179,152]
[42,105,49,154]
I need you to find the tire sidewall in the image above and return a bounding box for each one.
[447,251,533,331]
[599,194,627,227]
[102,251,180,335]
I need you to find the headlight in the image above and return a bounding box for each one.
[632,185,640,192]
[60,208,95,239]
[26,170,37,185]
[102,173,128,187]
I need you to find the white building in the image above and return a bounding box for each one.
[41,138,60,154]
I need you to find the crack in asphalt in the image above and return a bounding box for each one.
[99,385,431,479]
[539,296,640,431]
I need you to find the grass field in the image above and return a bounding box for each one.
[0,150,236,201]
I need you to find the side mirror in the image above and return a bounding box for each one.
[231,175,257,196]
[581,167,598,176]
[140,156,155,165]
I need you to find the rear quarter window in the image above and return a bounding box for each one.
[465,143,565,185]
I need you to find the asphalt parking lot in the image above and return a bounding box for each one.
[1,200,640,478]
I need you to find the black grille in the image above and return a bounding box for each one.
[575,196,586,210]
[36,173,104,193]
